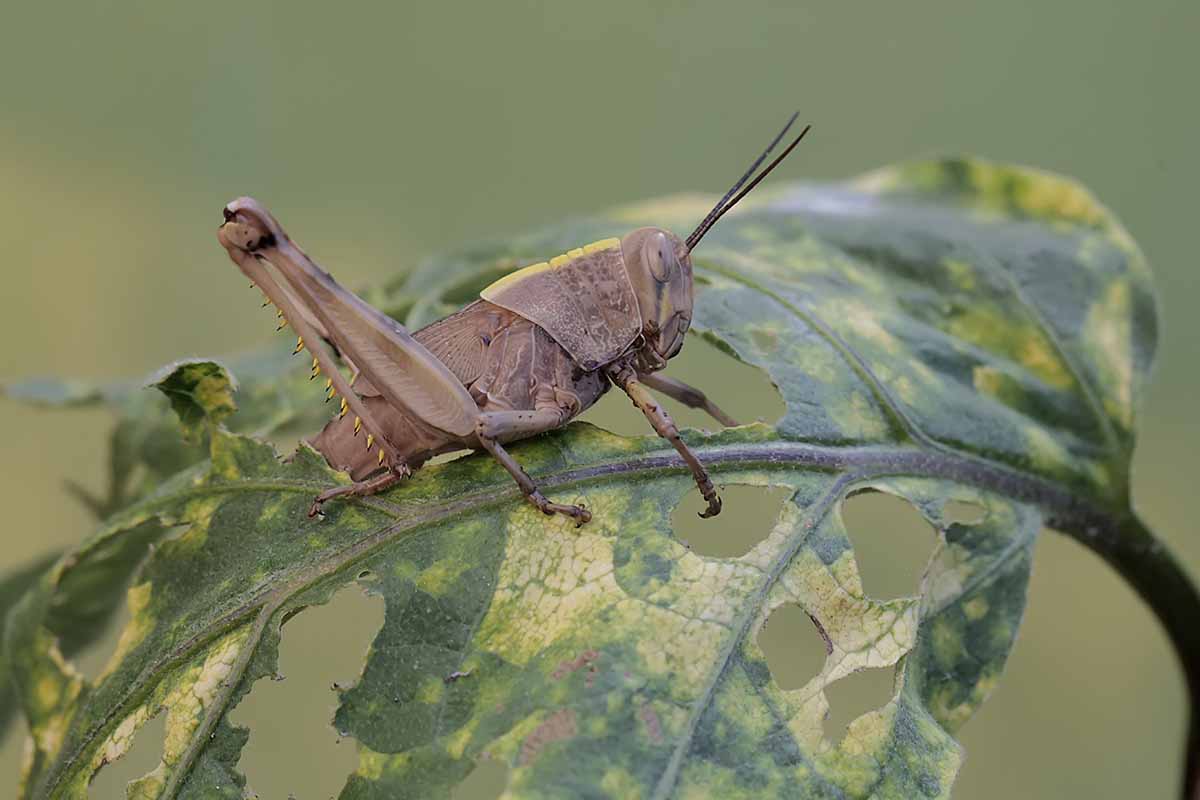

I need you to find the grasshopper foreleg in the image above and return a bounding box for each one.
[611,366,722,518]
[475,406,591,526]
[638,373,739,428]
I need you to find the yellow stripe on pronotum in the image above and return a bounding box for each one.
[482,238,621,295]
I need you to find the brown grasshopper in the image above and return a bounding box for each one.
[217,115,810,524]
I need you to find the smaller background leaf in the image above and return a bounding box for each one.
[148,361,238,444]
[0,553,62,734]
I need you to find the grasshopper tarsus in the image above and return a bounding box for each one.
[307,466,409,518]
[528,492,576,518]
[698,495,723,519]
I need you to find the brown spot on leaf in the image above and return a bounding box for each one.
[638,702,663,744]
[519,708,577,765]
[552,649,600,680]
[809,613,834,655]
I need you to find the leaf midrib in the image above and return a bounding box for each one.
[650,472,855,799]
[36,431,1121,799]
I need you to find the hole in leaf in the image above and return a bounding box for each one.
[840,490,936,599]
[580,335,784,437]
[943,499,985,526]
[750,328,778,352]
[823,666,897,744]
[47,521,180,684]
[87,710,165,798]
[451,758,509,800]
[672,484,790,558]
[71,604,130,683]
[758,604,828,690]
[232,584,385,800]
[0,724,21,789]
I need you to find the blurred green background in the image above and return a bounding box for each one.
[1,1,1196,797]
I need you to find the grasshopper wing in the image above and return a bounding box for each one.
[222,198,478,439]
[480,239,641,370]
[411,301,503,386]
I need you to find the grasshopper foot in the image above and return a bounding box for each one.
[697,492,722,519]
[527,491,591,527]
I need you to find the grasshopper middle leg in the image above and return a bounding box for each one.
[638,372,739,428]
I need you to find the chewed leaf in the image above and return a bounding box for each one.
[149,361,238,443]
[4,158,1156,799]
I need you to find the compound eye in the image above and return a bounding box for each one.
[645,233,677,282]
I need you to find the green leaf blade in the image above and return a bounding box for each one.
[4,158,1158,799]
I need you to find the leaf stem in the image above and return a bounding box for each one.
[1054,510,1200,800]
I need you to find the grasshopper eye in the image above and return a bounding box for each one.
[645,233,678,283]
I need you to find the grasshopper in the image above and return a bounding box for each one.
[217,115,809,524]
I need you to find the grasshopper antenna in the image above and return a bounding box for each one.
[685,114,811,253]
[685,112,798,251]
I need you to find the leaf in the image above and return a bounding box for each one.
[4,158,1159,799]
[3,346,334,518]
[146,361,239,444]
[0,553,62,734]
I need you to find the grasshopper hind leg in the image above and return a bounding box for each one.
[309,464,412,518]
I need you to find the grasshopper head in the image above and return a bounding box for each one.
[217,197,283,254]
[621,113,812,373]
[621,227,693,371]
